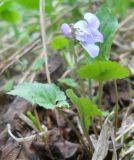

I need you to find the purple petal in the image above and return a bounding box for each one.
[61,23,72,38]
[91,29,104,43]
[76,33,95,43]
[73,20,93,42]
[73,20,88,30]
[80,42,99,58]
[84,12,100,29]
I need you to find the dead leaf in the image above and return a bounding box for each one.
[92,115,117,160]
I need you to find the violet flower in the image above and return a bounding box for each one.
[61,12,104,58]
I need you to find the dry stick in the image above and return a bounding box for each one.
[116,12,134,31]
[39,0,51,84]
[0,37,23,55]
[114,80,119,132]
[39,2,63,159]
[7,123,46,142]
[39,0,63,134]
[3,37,40,65]
[39,1,61,159]
[39,0,53,131]
[0,38,41,75]
[115,122,134,141]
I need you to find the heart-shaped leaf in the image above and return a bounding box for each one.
[8,82,69,109]
[78,61,129,82]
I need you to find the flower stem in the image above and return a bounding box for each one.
[114,80,119,132]
[33,106,50,152]
[98,81,103,108]
[88,79,92,99]
[81,110,93,153]
[98,81,103,127]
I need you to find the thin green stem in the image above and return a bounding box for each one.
[33,107,42,132]
[98,81,103,127]
[81,110,93,154]
[98,81,103,108]
[33,106,49,151]
[12,24,19,38]
[114,80,119,132]
[88,79,92,99]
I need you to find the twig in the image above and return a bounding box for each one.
[0,37,23,55]
[7,123,47,143]
[121,145,134,159]
[39,0,51,84]
[116,122,134,141]
[0,38,41,75]
[117,12,134,31]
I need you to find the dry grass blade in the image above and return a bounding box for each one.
[117,12,134,31]
[0,38,41,75]
[92,113,117,160]
[120,145,134,160]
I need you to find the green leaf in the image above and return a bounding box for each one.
[78,61,129,82]
[8,82,69,109]
[105,0,130,18]
[4,79,14,92]
[31,57,45,71]
[45,0,53,14]
[15,0,39,9]
[0,1,12,12]
[27,111,39,129]
[1,9,20,24]
[58,78,78,88]
[50,36,69,50]
[68,0,77,5]
[66,89,102,130]
[96,4,118,60]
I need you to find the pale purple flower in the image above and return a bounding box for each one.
[61,23,72,38]
[61,12,104,58]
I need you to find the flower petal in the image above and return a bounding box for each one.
[84,12,100,29]
[75,31,93,43]
[73,20,88,29]
[91,29,104,43]
[74,20,93,42]
[61,23,72,38]
[80,42,99,58]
